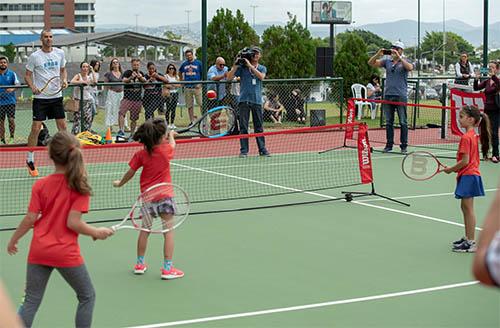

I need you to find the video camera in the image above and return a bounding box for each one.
[236,47,257,66]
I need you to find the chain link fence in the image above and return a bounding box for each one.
[0,77,343,145]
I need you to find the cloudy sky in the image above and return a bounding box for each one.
[96,0,499,27]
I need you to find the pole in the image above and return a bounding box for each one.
[305,0,308,29]
[202,0,207,81]
[482,0,488,74]
[417,0,421,77]
[135,14,139,33]
[185,10,192,33]
[250,5,258,28]
[442,0,446,73]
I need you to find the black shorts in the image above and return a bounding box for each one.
[0,104,15,120]
[32,97,65,121]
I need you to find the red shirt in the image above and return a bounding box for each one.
[129,142,174,193]
[27,174,89,267]
[457,128,481,177]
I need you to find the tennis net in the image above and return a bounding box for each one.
[0,122,373,219]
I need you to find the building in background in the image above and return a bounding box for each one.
[0,0,96,33]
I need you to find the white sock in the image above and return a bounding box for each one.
[27,152,34,163]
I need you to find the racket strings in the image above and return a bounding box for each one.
[403,152,440,180]
[200,108,235,136]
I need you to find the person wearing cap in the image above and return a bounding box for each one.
[227,46,270,157]
[368,41,413,154]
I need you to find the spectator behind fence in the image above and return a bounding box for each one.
[89,59,101,111]
[366,74,382,119]
[0,56,20,144]
[71,61,97,134]
[227,46,270,157]
[119,58,146,139]
[179,49,203,124]
[144,62,168,121]
[289,88,306,124]
[25,29,68,177]
[263,93,284,125]
[368,41,413,154]
[164,64,181,129]
[473,61,500,163]
[455,52,475,86]
[103,58,123,132]
[207,57,229,109]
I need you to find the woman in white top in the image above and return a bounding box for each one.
[164,64,181,128]
[454,52,475,85]
[70,61,96,134]
[103,58,124,131]
[89,59,101,112]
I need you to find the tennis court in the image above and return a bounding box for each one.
[0,125,499,327]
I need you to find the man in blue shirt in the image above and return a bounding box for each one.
[368,41,413,153]
[207,57,228,109]
[179,49,203,123]
[227,47,270,157]
[0,56,20,144]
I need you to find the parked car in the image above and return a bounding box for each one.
[424,88,439,100]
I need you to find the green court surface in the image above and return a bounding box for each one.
[1,148,499,327]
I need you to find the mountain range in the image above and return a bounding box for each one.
[96,19,500,49]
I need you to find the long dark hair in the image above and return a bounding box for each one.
[109,58,122,73]
[48,131,92,195]
[166,64,177,76]
[133,118,167,154]
[462,105,492,158]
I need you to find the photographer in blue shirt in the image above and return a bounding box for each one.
[227,47,270,157]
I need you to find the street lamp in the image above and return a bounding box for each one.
[185,10,192,33]
[250,5,258,28]
[442,0,446,73]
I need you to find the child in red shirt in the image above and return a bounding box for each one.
[7,131,113,328]
[113,118,183,280]
[444,105,492,253]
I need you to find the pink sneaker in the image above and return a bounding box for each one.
[161,267,184,280]
[491,156,499,163]
[134,263,147,274]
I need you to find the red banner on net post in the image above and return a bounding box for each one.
[357,123,373,184]
[449,89,485,136]
[345,99,356,139]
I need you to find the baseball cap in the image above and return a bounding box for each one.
[251,46,262,54]
[392,41,405,50]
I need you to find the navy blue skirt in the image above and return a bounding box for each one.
[455,175,485,199]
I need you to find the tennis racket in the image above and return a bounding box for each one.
[39,76,65,96]
[103,183,190,235]
[401,151,447,181]
[176,105,236,138]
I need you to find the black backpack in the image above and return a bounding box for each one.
[37,123,51,146]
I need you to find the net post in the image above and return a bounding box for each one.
[440,83,447,139]
[412,80,419,130]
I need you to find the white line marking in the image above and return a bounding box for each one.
[127,281,478,328]
[357,188,499,202]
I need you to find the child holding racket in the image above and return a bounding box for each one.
[7,131,114,328]
[443,105,492,253]
[113,118,184,280]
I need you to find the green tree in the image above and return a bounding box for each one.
[0,43,16,63]
[333,33,376,99]
[163,30,183,60]
[206,8,259,66]
[336,29,391,55]
[100,46,135,58]
[489,49,500,61]
[260,14,316,78]
[421,31,474,69]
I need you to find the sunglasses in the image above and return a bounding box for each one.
[168,67,175,70]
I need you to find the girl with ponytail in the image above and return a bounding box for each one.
[444,105,492,253]
[113,118,184,280]
[7,131,113,328]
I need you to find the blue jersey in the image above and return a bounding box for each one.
[179,59,203,88]
[0,69,19,106]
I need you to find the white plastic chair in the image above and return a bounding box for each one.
[351,83,376,120]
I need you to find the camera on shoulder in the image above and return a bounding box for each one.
[236,47,256,66]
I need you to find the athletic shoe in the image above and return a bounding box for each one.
[400,147,408,154]
[452,240,476,253]
[171,124,177,129]
[161,267,184,280]
[134,263,148,274]
[0,138,5,144]
[26,161,39,177]
[117,130,125,137]
[491,156,499,163]
[239,153,248,158]
[259,151,271,157]
[452,237,467,246]
[383,146,392,153]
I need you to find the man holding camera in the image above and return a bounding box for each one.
[368,41,413,153]
[227,47,270,157]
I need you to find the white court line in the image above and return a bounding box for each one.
[127,281,478,328]
[357,188,499,203]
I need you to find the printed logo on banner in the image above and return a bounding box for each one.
[357,123,373,184]
[449,89,485,136]
[346,99,356,139]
